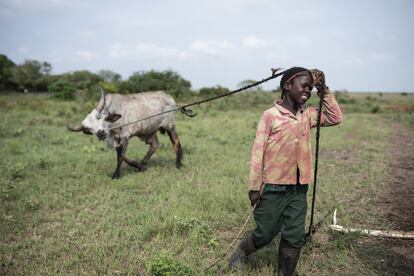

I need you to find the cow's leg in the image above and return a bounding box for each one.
[113,142,127,179]
[140,133,160,167]
[122,155,146,172]
[166,128,183,169]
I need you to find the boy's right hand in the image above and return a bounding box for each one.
[249,190,261,207]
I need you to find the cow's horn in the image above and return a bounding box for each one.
[98,87,106,114]
[66,124,83,132]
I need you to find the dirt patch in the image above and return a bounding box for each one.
[385,104,414,113]
[319,149,357,161]
[379,123,414,274]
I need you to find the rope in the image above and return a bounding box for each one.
[204,184,265,272]
[204,202,257,272]
[108,69,286,130]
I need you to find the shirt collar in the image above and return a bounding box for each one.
[274,100,305,116]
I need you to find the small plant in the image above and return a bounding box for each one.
[12,127,24,137]
[6,162,27,180]
[176,217,198,233]
[149,254,192,276]
[175,217,218,247]
[38,159,52,170]
[82,145,97,154]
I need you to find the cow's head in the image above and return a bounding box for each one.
[67,89,122,140]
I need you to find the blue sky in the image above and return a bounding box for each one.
[1,0,413,92]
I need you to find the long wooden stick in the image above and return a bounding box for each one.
[308,92,324,236]
[330,209,414,239]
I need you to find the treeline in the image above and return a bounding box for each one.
[0,54,272,100]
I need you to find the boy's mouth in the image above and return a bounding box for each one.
[300,93,310,101]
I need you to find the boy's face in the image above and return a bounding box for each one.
[285,74,314,105]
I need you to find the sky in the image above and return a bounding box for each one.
[0,0,413,92]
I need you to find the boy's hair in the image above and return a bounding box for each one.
[280,67,312,92]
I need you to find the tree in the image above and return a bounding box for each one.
[11,60,41,91]
[120,70,191,99]
[97,70,122,84]
[60,70,102,90]
[199,85,230,97]
[237,79,263,92]
[10,59,53,92]
[0,54,16,91]
[41,62,52,75]
[49,79,76,100]
[97,70,122,94]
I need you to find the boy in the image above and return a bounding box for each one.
[228,67,343,275]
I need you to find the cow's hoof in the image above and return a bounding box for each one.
[111,172,121,179]
[129,161,147,172]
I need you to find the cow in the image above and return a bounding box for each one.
[67,90,183,179]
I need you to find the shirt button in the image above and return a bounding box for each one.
[294,138,299,143]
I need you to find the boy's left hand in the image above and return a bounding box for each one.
[249,190,261,207]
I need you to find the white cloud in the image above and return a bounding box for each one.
[109,42,188,60]
[75,50,98,61]
[190,40,235,56]
[242,35,268,49]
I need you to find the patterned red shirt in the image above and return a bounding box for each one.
[249,92,343,191]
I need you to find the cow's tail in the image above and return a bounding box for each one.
[166,128,183,169]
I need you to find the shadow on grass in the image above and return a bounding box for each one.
[327,232,391,275]
[243,236,280,273]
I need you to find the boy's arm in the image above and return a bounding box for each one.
[249,112,272,191]
[310,89,343,127]
[310,69,343,127]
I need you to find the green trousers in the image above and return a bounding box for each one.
[251,183,308,249]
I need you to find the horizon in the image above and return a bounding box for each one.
[1,0,413,93]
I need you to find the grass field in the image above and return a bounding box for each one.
[1,91,414,275]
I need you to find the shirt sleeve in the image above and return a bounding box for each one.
[310,89,343,128]
[249,112,272,191]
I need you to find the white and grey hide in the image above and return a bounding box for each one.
[67,91,183,179]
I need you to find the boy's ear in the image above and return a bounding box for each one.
[105,113,122,123]
[283,82,291,91]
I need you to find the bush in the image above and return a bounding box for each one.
[371,105,381,113]
[49,80,76,100]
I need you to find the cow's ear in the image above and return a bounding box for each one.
[105,113,122,122]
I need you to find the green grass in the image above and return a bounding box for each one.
[0,92,413,275]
